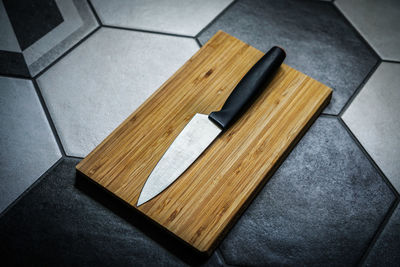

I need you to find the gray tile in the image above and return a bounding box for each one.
[26,0,98,76]
[219,117,395,266]
[198,0,378,115]
[3,0,64,51]
[0,77,61,213]
[22,0,83,67]
[0,158,221,266]
[343,62,400,193]
[364,201,400,266]
[336,0,400,61]
[90,0,233,36]
[0,1,20,52]
[0,0,98,77]
[37,27,198,157]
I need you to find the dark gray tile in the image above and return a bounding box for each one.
[0,0,98,77]
[0,158,223,266]
[343,62,400,193]
[37,27,198,157]
[0,77,61,213]
[0,51,30,77]
[198,0,378,115]
[0,1,29,77]
[219,117,395,266]
[336,0,400,61]
[202,250,225,267]
[0,0,20,53]
[90,0,233,36]
[364,201,400,266]
[25,0,98,76]
[3,0,63,50]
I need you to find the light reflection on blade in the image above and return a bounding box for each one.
[137,113,222,206]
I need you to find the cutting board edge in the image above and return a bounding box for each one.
[76,87,332,255]
[75,167,215,256]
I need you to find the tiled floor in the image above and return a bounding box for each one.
[90,0,233,37]
[0,77,61,212]
[0,0,399,266]
[335,0,400,61]
[37,27,198,157]
[0,0,97,77]
[343,62,400,192]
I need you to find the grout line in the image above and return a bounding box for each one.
[33,26,101,79]
[87,0,103,26]
[329,8,400,265]
[331,2,381,61]
[1,3,396,266]
[216,248,226,266]
[338,60,381,117]
[217,248,239,267]
[304,113,400,198]
[296,86,400,267]
[357,199,399,266]
[381,59,400,64]
[195,0,238,39]
[32,79,67,157]
[319,113,337,118]
[194,37,203,48]
[0,157,64,219]
[101,24,195,39]
[338,118,399,197]
[1,1,102,81]
[65,155,84,160]
[311,0,380,118]
[337,114,400,265]
[215,248,228,266]
[336,118,400,266]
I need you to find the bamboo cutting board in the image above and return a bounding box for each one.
[76,31,332,254]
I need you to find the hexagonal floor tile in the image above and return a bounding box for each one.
[0,0,98,77]
[0,77,61,213]
[90,0,233,36]
[197,0,378,115]
[219,117,395,266]
[336,0,400,61]
[364,201,400,266]
[342,62,400,193]
[37,27,198,157]
[0,158,221,265]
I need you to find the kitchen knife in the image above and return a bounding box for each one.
[137,46,286,206]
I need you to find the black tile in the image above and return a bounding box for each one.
[3,0,63,50]
[364,201,400,266]
[219,117,395,266]
[0,158,223,266]
[0,51,30,77]
[198,0,378,115]
[202,251,225,267]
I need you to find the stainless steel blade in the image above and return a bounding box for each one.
[137,113,222,206]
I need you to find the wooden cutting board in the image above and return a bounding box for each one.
[76,31,332,254]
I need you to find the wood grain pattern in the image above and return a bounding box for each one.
[76,31,332,254]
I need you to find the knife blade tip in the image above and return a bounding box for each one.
[136,197,145,207]
[137,192,153,207]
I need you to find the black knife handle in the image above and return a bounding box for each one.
[208,46,286,130]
